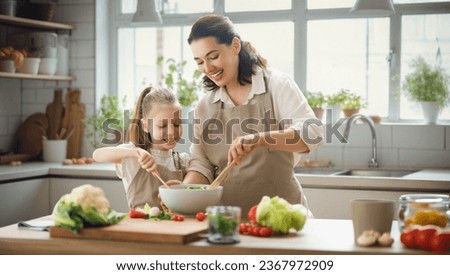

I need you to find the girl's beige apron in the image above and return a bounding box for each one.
[200,77,309,214]
[126,152,185,209]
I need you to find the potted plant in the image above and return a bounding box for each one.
[402,56,449,124]
[85,95,128,148]
[325,89,348,123]
[157,56,203,116]
[304,91,326,120]
[342,91,367,118]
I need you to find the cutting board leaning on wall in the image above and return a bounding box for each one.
[62,88,85,159]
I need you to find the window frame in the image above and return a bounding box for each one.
[107,0,450,123]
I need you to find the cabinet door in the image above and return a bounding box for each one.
[303,188,446,220]
[49,178,128,213]
[0,178,50,227]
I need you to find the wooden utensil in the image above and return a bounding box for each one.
[152,171,171,189]
[208,160,236,190]
[45,88,63,139]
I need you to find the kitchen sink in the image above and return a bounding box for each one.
[294,167,344,175]
[334,169,417,178]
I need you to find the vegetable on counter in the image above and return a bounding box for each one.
[400,224,450,254]
[255,196,308,234]
[52,184,126,233]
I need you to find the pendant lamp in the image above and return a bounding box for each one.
[350,0,395,16]
[132,0,162,25]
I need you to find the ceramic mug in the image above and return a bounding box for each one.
[351,199,395,243]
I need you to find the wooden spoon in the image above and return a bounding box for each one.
[136,149,170,188]
[208,160,236,190]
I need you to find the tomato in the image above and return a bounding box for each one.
[248,205,258,222]
[400,228,418,249]
[239,223,249,234]
[195,212,206,222]
[259,227,273,237]
[251,226,261,236]
[415,228,438,251]
[430,232,450,254]
[172,214,185,222]
[129,209,147,219]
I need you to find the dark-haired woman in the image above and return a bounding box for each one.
[183,14,323,214]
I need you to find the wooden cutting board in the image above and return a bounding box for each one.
[15,113,49,159]
[45,88,63,140]
[49,218,208,244]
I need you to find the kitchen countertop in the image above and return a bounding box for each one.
[1,162,449,192]
[0,216,425,255]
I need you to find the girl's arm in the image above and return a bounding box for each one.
[92,147,140,164]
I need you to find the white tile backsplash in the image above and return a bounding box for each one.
[399,149,450,169]
[393,125,445,149]
[446,126,450,150]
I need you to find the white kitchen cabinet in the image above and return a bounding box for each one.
[49,178,128,213]
[303,188,447,220]
[0,178,49,227]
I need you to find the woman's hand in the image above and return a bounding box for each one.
[228,134,260,165]
[136,148,157,173]
[166,179,182,186]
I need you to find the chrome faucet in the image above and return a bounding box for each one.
[341,113,379,168]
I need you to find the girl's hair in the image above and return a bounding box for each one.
[127,86,178,148]
[187,14,268,91]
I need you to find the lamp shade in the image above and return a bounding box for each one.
[350,0,395,16]
[132,0,162,25]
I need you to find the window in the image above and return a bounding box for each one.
[110,0,450,122]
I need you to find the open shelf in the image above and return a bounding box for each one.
[0,71,75,81]
[0,14,75,31]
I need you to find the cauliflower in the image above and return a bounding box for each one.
[256,196,308,234]
[52,184,125,233]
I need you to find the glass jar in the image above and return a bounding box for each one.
[206,206,241,244]
[398,194,450,231]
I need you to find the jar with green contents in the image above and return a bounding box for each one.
[206,206,241,244]
[398,194,450,231]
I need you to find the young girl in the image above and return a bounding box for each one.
[93,86,189,210]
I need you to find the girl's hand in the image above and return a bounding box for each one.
[228,134,260,165]
[136,148,157,173]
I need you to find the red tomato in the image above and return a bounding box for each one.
[259,227,273,237]
[400,228,418,249]
[239,223,249,234]
[195,212,206,222]
[416,228,438,251]
[172,214,185,222]
[251,226,260,236]
[129,209,147,219]
[430,232,450,254]
[248,205,258,222]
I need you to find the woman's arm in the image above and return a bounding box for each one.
[92,147,140,164]
[183,170,210,184]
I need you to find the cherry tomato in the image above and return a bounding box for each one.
[195,212,206,222]
[430,232,450,254]
[251,226,261,236]
[416,228,438,251]
[129,209,147,219]
[239,223,249,234]
[259,227,273,237]
[400,228,418,249]
[248,205,258,222]
[172,214,185,222]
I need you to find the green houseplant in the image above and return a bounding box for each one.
[325,89,349,123]
[341,91,367,118]
[85,95,128,148]
[304,91,326,120]
[402,56,449,123]
[157,56,203,108]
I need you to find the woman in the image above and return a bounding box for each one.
[184,14,323,214]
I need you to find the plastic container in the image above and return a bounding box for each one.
[398,194,450,231]
[56,33,69,76]
[17,57,40,74]
[38,58,57,75]
[0,59,15,73]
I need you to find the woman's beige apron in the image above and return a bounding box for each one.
[126,152,185,209]
[200,77,308,215]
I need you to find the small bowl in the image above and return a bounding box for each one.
[17,57,40,74]
[0,59,15,73]
[159,183,223,215]
[38,58,57,75]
